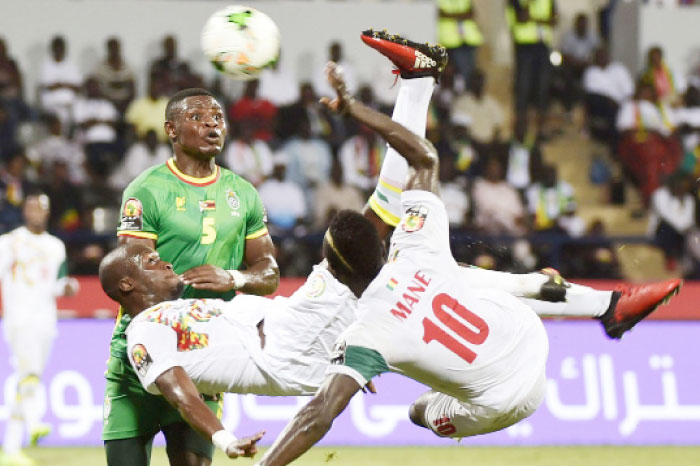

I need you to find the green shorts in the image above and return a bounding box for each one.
[103,357,221,453]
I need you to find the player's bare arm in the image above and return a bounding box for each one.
[182,234,279,294]
[257,374,360,466]
[155,366,264,459]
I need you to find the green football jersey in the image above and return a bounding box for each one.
[117,157,268,301]
[107,158,268,387]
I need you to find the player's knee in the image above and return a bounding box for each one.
[408,401,428,428]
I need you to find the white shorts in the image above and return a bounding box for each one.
[420,370,547,438]
[5,325,56,377]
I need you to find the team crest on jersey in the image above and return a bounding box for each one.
[119,197,143,231]
[305,274,327,298]
[402,205,429,232]
[131,344,153,377]
[225,189,240,211]
[330,340,347,365]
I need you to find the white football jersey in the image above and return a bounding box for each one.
[329,191,549,414]
[0,226,67,333]
[126,264,358,396]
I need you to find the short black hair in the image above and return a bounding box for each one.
[165,88,216,122]
[326,210,383,280]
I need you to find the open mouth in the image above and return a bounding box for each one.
[204,131,221,144]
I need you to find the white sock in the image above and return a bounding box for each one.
[457,266,613,318]
[3,401,24,455]
[369,77,434,226]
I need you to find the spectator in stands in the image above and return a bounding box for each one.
[41,159,83,233]
[472,157,526,235]
[73,77,121,176]
[339,124,386,195]
[278,82,333,143]
[553,13,599,111]
[0,103,20,162]
[125,78,168,142]
[564,219,621,279]
[583,46,634,144]
[149,35,189,95]
[0,152,32,233]
[109,130,170,190]
[451,69,505,155]
[283,115,332,207]
[221,120,273,187]
[314,41,357,98]
[648,174,695,271]
[640,46,685,107]
[0,38,26,121]
[39,36,81,128]
[526,164,585,237]
[94,37,136,115]
[313,157,364,232]
[258,153,307,234]
[26,114,85,184]
[436,0,483,85]
[675,86,700,164]
[617,79,682,205]
[507,0,558,137]
[258,56,299,107]
[439,156,470,228]
[228,79,277,142]
[505,119,542,192]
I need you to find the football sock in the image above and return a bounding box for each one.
[369,77,434,226]
[3,394,25,455]
[17,375,42,434]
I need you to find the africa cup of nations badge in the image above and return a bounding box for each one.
[131,344,153,377]
[402,205,428,232]
[119,197,143,231]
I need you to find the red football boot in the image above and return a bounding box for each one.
[361,29,448,81]
[599,279,682,339]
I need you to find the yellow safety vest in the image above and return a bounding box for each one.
[437,0,483,48]
[507,0,554,46]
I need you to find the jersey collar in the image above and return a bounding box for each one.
[166,158,220,187]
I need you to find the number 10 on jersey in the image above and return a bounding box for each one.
[422,293,490,364]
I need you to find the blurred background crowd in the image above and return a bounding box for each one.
[1,0,700,279]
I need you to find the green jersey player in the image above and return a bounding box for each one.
[104,88,278,466]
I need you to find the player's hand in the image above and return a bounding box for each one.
[63,277,80,297]
[319,61,354,114]
[182,265,236,292]
[226,431,265,459]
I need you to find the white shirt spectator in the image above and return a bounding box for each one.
[583,62,634,103]
[39,59,82,122]
[283,138,332,189]
[560,30,600,62]
[440,180,470,228]
[26,135,85,184]
[72,97,119,144]
[451,94,505,144]
[109,142,171,190]
[338,136,386,191]
[258,66,299,107]
[648,186,695,236]
[506,143,532,190]
[221,139,273,186]
[258,178,308,230]
[313,182,364,230]
[472,178,525,235]
[616,100,671,135]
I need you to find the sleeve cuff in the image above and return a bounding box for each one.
[117,231,158,240]
[326,364,366,388]
[245,227,269,240]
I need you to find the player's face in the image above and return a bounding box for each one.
[23,195,50,231]
[138,250,184,301]
[174,96,227,158]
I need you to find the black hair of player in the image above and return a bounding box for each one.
[165,88,216,122]
[326,210,384,280]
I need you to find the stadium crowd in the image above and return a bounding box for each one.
[1,1,700,279]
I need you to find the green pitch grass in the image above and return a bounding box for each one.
[21,446,700,466]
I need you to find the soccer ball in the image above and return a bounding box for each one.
[201,5,281,80]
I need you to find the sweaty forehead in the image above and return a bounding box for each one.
[183,96,222,111]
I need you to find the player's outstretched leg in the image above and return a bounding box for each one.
[362,29,446,228]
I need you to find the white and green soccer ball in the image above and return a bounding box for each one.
[201,5,280,80]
